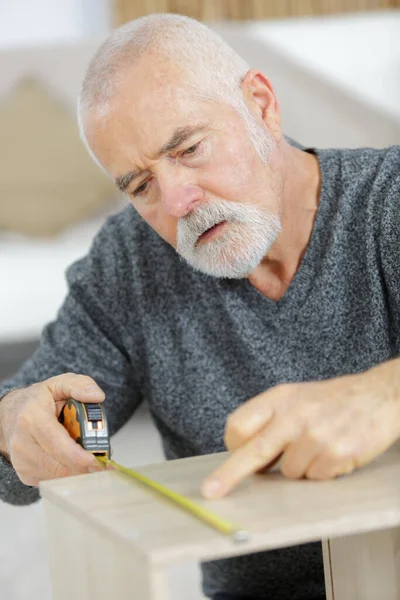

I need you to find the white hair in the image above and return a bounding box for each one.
[77,13,273,166]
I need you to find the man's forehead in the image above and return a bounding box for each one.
[107,79,208,141]
[99,57,218,144]
[87,89,206,159]
[87,66,226,176]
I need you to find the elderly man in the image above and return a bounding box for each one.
[0,13,399,600]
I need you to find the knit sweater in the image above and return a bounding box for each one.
[1,144,399,599]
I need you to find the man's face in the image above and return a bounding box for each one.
[85,57,283,278]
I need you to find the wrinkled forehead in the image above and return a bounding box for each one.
[83,58,220,173]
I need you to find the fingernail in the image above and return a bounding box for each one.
[201,478,221,499]
[84,385,105,399]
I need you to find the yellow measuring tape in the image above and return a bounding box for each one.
[97,456,249,543]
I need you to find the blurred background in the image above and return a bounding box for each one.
[0,1,399,599]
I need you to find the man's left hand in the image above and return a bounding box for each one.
[201,363,400,499]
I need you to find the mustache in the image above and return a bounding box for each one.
[178,201,246,241]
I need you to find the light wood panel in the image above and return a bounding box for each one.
[113,0,400,24]
[41,446,400,566]
[42,498,170,600]
[40,443,400,598]
[323,528,400,600]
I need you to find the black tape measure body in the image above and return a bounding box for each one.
[59,399,111,458]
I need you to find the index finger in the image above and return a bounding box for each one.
[34,412,99,469]
[202,421,295,500]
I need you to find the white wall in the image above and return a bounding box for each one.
[0,0,112,48]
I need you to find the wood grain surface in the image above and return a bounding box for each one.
[40,442,400,567]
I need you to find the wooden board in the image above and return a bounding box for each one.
[42,499,170,600]
[40,442,400,568]
[323,528,400,600]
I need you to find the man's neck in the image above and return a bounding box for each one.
[248,143,321,302]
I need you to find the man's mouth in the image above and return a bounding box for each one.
[197,221,227,244]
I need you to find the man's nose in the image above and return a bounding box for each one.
[160,181,205,218]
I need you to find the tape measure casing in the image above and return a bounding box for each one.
[59,399,110,458]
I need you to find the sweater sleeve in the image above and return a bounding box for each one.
[379,147,400,348]
[0,213,145,506]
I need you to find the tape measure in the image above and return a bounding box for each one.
[59,400,249,543]
[59,399,111,457]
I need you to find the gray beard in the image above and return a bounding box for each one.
[177,199,281,278]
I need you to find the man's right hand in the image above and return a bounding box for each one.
[0,373,106,487]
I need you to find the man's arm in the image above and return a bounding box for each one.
[0,213,145,505]
[0,388,18,460]
[0,389,42,506]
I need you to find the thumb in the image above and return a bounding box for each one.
[44,373,106,409]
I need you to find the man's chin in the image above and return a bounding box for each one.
[179,253,257,279]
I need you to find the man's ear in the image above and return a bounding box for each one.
[241,69,281,140]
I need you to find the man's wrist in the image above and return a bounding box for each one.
[0,388,19,461]
[366,358,400,426]
[368,357,400,390]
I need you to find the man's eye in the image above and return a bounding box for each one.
[133,181,148,197]
[182,143,199,156]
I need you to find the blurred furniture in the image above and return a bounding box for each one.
[0,39,126,347]
[0,340,39,381]
[40,444,400,600]
[114,0,400,23]
[0,78,117,237]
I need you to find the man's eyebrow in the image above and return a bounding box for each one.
[115,125,208,193]
[157,124,208,156]
[115,169,141,193]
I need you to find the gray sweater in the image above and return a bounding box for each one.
[1,144,399,599]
